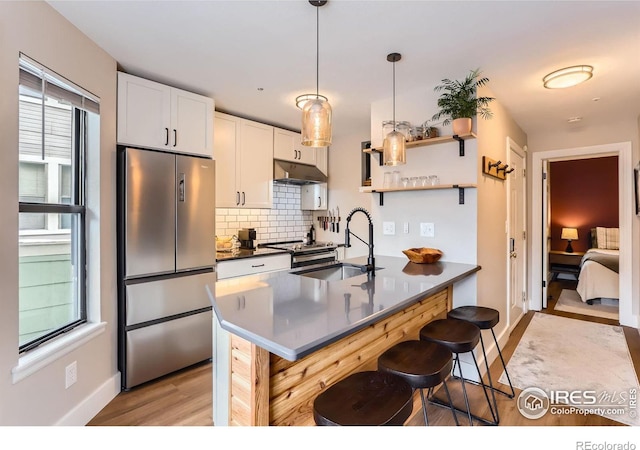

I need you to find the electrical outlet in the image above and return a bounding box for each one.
[382,221,395,235]
[403,222,409,234]
[420,222,435,237]
[65,361,77,389]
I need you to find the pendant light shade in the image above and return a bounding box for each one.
[301,97,332,147]
[301,0,332,147]
[383,53,405,166]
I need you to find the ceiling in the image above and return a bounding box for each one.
[48,0,640,140]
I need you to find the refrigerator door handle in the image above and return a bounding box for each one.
[178,173,186,202]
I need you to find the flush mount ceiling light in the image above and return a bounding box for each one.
[300,0,332,147]
[543,65,593,89]
[383,53,405,166]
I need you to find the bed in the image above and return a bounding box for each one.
[576,227,619,304]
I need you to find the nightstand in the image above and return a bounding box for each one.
[549,250,585,281]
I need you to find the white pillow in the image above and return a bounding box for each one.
[595,227,619,250]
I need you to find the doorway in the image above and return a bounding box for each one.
[531,142,635,327]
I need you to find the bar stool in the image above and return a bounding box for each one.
[377,340,459,426]
[419,318,497,426]
[447,306,515,400]
[313,371,413,426]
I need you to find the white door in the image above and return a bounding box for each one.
[507,139,527,331]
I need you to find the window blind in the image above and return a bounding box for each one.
[19,55,100,114]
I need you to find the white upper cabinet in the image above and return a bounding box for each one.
[117,72,213,157]
[301,183,327,211]
[214,112,273,209]
[273,128,316,165]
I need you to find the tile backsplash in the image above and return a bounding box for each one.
[215,184,313,244]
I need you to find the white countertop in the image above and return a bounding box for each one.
[210,255,480,361]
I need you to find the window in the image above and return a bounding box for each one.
[18,55,99,352]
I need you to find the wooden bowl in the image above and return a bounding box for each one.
[402,247,443,264]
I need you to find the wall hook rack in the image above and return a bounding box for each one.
[482,156,511,180]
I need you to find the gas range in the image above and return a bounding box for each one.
[259,240,338,268]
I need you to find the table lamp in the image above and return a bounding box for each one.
[561,227,578,253]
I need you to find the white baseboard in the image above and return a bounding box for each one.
[55,372,121,426]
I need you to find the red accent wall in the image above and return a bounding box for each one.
[549,156,618,253]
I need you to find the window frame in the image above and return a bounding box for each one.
[18,61,90,354]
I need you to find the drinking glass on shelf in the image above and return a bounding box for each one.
[401,177,409,187]
[420,176,429,187]
[392,170,401,187]
[411,177,419,187]
[429,175,439,186]
[383,172,392,188]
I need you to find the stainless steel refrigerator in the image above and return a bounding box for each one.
[117,146,215,390]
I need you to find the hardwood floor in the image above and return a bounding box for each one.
[89,282,640,427]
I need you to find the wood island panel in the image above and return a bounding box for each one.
[227,286,450,426]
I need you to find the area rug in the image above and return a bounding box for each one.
[554,289,619,320]
[499,313,639,425]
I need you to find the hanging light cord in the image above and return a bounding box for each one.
[392,59,396,131]
[316,5,320,98]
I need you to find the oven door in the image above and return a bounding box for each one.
[292,249,337,268]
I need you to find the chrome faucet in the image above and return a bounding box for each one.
[344,207,375,275]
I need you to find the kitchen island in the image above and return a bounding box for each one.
[209,255,480,426]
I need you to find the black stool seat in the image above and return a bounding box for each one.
[378,340,452,388]
[378,340,458,426]
[313,371,413,426]
[419,318,480,354]
[447,306,499,329]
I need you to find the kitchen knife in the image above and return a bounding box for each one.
[336,206,340,233]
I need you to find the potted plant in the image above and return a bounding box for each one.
[431,68,495,136]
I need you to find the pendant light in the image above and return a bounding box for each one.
[383,53,405,166]
[299,0,332,147]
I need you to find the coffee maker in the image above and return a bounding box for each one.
[238,228,257,250]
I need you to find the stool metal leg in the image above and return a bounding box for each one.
[470,348,498,425]
[440,378,459,426]
[419,389,429,426]
[491,327,515,398]
[479,333,499,423]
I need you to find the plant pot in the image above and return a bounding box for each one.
[452,118,472,136]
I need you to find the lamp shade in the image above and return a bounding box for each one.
[561,227,578,240]
[543,65,593,89]
[301,97,332,147]
[383,130,406,166]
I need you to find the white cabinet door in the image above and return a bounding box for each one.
[214,112,241,207]
[216,254,290,280]
[301,183,327,211]
[117,72,171,149]
[239,120,274,208]
[274,128,316,165]
[171,88,214,157]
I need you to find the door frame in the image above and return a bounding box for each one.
[506,137,527,332]
[531,141,635,327]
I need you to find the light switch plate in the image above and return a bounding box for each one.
[382,221,395,235]
[420,222,435,237]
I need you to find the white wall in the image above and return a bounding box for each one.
[0,2,118,425]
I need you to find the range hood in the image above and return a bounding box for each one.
[273,159,327,185]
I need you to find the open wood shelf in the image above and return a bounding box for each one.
[363,132,476,157]
[360,184,477,206]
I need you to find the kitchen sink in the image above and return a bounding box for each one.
[294,263,379,282]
